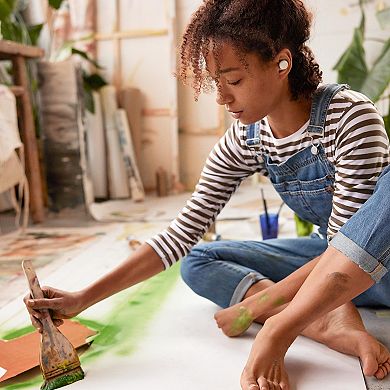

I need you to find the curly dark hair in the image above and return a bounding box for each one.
[178,0,322,101]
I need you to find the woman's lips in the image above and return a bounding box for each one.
[229,111,243,119]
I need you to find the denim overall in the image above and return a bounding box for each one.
[246,83,345,238]
[181,84,390,309]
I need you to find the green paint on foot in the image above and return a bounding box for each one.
[273,296,286,307]
[257,293,270,304]
[231,306,253,334]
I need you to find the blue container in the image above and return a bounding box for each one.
[259,213,279,240]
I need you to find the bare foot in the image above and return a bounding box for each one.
[241,318,291,390]
[214,290,285,337]
[215,305,255,337]
[302,303,390,380]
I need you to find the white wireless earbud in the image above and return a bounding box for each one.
[278,59,289,70]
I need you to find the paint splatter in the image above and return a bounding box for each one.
[257,293,270,304]
[231,306,253,334]
[273,296,286,307]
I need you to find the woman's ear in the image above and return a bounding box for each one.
[276,48,292,75]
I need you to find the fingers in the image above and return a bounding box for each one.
[27,297,63,311]
[53,319,64,327]
[24,294,43,331]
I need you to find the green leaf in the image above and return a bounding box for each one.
[48,0,64,10]
[83,73,108,90]
[71,47,104,69]
[333,25,368,90]
[361,38,390,102]
[1,19,23,42]
[27,23,43,46]
[0,0,15,20]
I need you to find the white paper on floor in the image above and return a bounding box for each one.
[75,279,366,390]
[0,223,366,390]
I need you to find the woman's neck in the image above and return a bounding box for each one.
[267,97,312,139]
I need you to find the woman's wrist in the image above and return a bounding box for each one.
[77,287,95,312]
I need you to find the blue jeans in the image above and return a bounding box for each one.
[181,235,328,309]
[181,234,390,309]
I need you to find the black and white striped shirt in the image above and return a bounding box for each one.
[147,89,389,269]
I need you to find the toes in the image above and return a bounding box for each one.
[279,381,289,390]
[361,353,379,376]
[257,376,270,390]
[375,360,390,380]
[375,365,387,380]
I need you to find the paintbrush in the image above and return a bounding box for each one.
[260,188,270,229]
[22,260,84,390]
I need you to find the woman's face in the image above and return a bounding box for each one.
[206,42,288,125]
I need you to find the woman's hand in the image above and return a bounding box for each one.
[24,287,86,333]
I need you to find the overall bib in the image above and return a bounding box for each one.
[181,84,390,309]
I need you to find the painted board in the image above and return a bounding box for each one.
[0,320,96,382]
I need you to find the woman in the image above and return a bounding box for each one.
[26,1,390,389]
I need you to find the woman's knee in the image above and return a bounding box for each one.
[181,243,212,287]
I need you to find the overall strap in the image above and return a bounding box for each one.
[245,122,261,147]
[307,83,350,136]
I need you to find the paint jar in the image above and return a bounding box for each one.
[259,213,279,240]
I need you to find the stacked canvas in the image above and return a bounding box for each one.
[86,85,144,202]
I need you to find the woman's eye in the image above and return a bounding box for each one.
[227,79,241,86]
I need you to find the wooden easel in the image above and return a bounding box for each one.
[0,40,45,223]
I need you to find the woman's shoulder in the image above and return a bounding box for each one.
[329,88,375,111]
[326,88,381,126]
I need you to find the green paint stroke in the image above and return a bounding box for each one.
[2,378,42,390]
[1,325,35,340]
[231,306,253,334]
[1,263,180,389]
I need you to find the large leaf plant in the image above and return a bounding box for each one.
[333,0,390,137]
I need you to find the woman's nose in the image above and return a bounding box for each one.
[216,87,233,106]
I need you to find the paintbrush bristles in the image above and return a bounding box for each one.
[41,367,84,390]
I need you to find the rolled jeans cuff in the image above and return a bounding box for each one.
[330,232,388,283]
[229,272,267,306]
